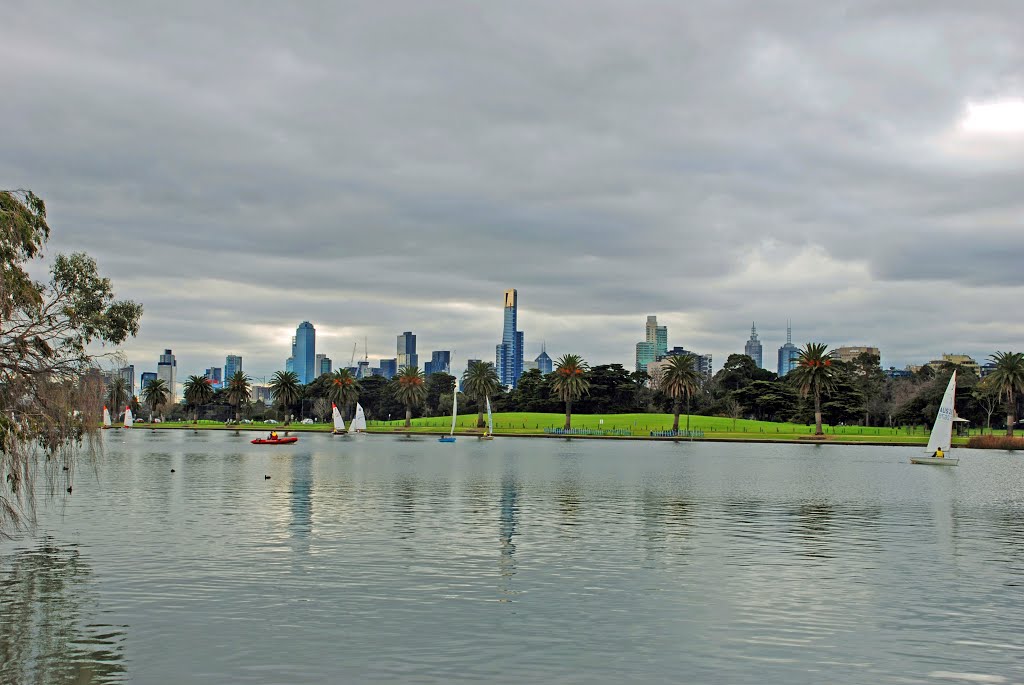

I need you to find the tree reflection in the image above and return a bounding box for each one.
[498,473,519,600]
[0,540,127,684]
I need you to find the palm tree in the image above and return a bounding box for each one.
[328,369,361,419]
[142,378,170,422]
[269,370,302,425]
[392,365,427,428]
[987,351,1024,437]
[462,361,501,428]
[105,376,129,420]
[551,354,590,430]
[183,375,215,423]
[788,343,838,436]
[225,371,252,423]
[661,354,701,433]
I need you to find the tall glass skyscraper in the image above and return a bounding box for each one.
[636,315,667,371]
[397,332,418,369]
[744,323,763,368]
[293,322,316,384]
[157,349,177,401]
[777,321,799,376]
[225,354,242,380]
[535,343,553,375]
[495,289,524,388]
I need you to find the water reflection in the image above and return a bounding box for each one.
[0,541,127,684]
[289,453,313,541]
[498,473,519,600]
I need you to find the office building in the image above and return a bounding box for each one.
[140,371,157,392]
[315,353,332,377]
[744,323,763,368]
[495,289,525,388]
[925,353,981,377]
[397,332,418,369]
[118,365,135,397]
[157,349,177,401]
[356,360,370,378]
[636,341,656,372]
[251,385,273,405]
[523,360,539,372]
[285,357,294,373]
[430,351,451,375]
[371,367,385,377]
[292,322,316,384]
[535,344,553,375]
[461,359,484,391]
[832,346,881,364]
[664,347,714,380]
[224,355,242,380]
[379,358,398,379]
[777,322,799,377]
[204,367,222,388]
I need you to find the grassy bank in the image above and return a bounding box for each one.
[131,413,970,446]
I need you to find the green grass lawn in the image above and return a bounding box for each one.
[136,413,972,445]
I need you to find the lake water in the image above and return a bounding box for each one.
[2,430,1023,684]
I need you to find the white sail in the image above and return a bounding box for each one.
[332,403,346,432]
[450,387,458,436]
[124,406,134,428]
[925,371,956,455]
[486,396,493,435]
[352,403,367,432]
[103,406,112,428]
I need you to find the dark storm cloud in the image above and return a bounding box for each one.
[2,0,1022,379]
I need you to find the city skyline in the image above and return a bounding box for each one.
[10,4,1021,379]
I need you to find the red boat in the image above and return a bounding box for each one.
[251,437,298,445]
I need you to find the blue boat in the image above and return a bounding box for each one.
[438,436,456,443]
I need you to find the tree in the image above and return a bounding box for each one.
[327,369,360,419]
[269,370,302,424]
[142,378,170,422]
[2,190,142,534]
[105,376,129,420]
[225,371,252,423]
[987,351,1024,437]
[425,372,457,416]
[183,375,215,423]
[661,354,701,432]
[392,366,427,427]
[850,352,885,426]
[462,361,501,428]
[787,343,838,435]
[972,377,1002,434]
[551,354,590,430]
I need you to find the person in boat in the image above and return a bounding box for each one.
[269,431,278,440]
[933,446,944,459]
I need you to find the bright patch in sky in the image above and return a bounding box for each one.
[960,99,1024,134]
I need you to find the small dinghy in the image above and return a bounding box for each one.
[251,436,298,445]
[911,372,960,466]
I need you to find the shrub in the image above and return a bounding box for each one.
[967,435,1024,450]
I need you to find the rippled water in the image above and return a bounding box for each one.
[2,430,1024,684]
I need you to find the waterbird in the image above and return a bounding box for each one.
[62,465,69,471]
[171,469,176,473]
[66,485,72,493]
[264,475,271,480]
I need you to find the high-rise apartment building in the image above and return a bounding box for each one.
[118,365,135,397]
[225,355,242,380]
[535,344,553,375]
[777,322,799,377]
[744,323,763,368]
[379,358,398,379]
[157,349,177,401]
[495,289,525,388]
[293,322,316,384]
[397,332,418,369]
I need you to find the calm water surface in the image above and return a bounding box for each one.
[2,431,1023,684]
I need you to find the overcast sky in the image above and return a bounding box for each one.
[3,1,1023,382]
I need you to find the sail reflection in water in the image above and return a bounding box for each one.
[0,541,127,684]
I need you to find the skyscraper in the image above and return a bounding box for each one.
[293,322,316,384]
[204,367,222,387]
[535,343,553,375]
[636,315,667,371]
[744,323,763,368]
[118,365,135,397]
[225,355,242,380]
[379,358,398,379]
[140,371,157,392]
[315,353,332,376]
[777,321,799,377]
[157,349,177,401]
[397,332,418,369]
[495,289,524,388]
[430,351,451,375]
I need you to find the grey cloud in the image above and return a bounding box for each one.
[3,0,1023,379]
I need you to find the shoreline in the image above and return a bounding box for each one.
[127,423,954,448]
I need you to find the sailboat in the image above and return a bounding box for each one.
[350,403,367,433]
[439,386,457,443]
[911,371,960,466]
[331,403,347,435]
[480,396,495,440]
[123,406,134,429]
[102,405,113,430]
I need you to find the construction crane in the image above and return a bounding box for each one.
[349,343,358,368]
